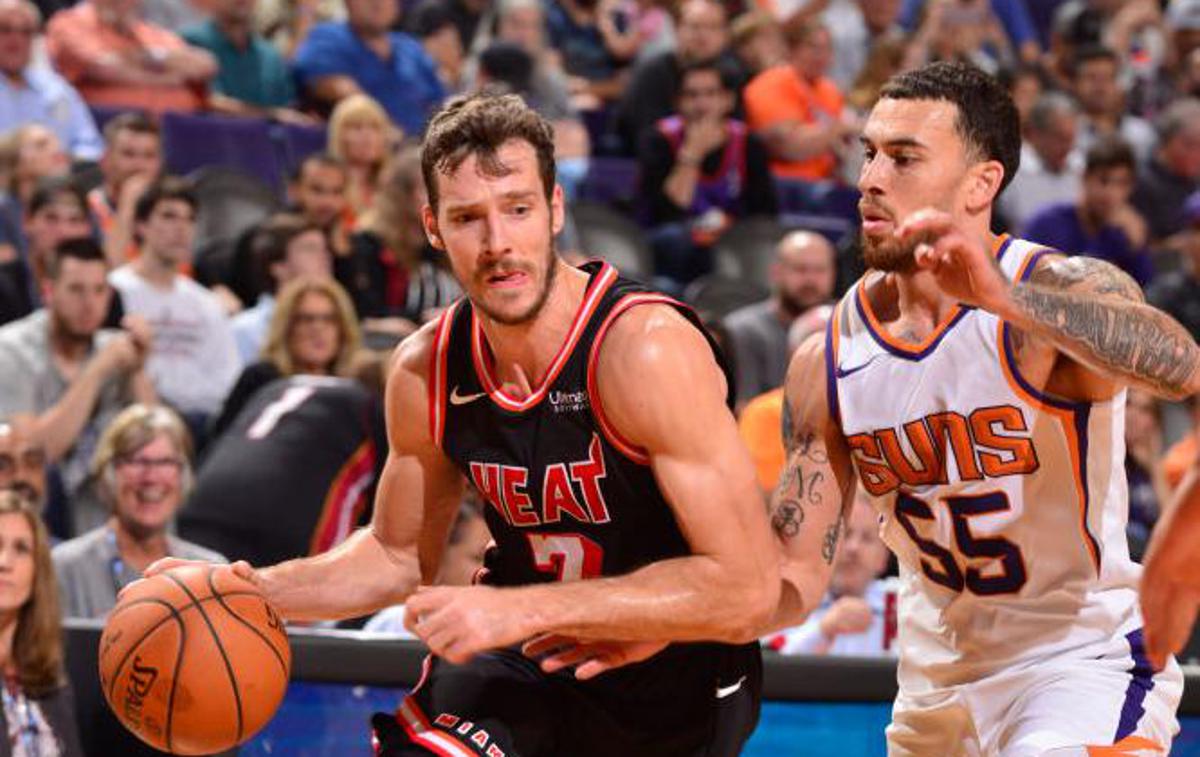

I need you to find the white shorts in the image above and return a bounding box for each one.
[886,630,1182,757]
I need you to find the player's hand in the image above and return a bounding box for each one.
[895,209,1011,315]
[521,634,668,680]
[1141,467,1200,670]
[404,585,529,664]
[818,596,873,639]
[130,560,261,597]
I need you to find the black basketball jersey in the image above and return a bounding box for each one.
[431,261,731,588]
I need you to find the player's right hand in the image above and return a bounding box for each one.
[818,596,873,639]
[133,559,261,595]
[521,634,668,680]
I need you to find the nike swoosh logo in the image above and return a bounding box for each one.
[715,675,746,699]
[449,386,489,405]
[835,354,880,379]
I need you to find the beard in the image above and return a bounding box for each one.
[471,242,558,326]
[860,231,918,273]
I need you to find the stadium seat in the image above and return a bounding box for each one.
[572,201,654,281]
[278,122,329,177]
[187,166,281,261]
[87,104,134,134]
[682,274,770,320]
[577,157,640,210]
[712,217,787,288]
[163,112,285,194]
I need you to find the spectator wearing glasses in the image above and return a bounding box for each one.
[0,0,103,161]
[51,404,224,619]
[209,276,362,441]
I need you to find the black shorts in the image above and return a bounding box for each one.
[370,642,762,757]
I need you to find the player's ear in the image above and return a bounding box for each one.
[422,203,445,251]
[965,160,1005,214]
[550,184,565,237]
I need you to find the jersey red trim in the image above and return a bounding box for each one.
[585,292,682,466]
[428,301,460,449]
[470,263,618,413]
[308,440,375,556]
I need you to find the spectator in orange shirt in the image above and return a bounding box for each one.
[743,18,858,186]
[45,0,217,115]
[87,113,163,269]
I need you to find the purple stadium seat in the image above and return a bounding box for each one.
[578,157,640,208]
[87,105,135,133]
[161,112,284,194]
[279,122,329,176]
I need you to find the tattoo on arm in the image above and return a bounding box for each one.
[771,411,831,542]
[821,512,843,565]
[1014,258,1199,398]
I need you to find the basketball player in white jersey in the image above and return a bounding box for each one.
[760,61,1198,756]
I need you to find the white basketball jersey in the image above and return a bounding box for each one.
[828,236,1141,694]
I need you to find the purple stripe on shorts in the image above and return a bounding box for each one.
[1116,628,1156,741]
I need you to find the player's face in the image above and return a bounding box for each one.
[287,291,342,372]
[830,501,889,598]
[45,257,111,340]
[425,140,565,326]
[112,434,185,539]
[0,513,35,614]
[857,98,972,272]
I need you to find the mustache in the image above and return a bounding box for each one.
[858,201,894,220]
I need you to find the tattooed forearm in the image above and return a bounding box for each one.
[1011,284,1200,399]
[821,512,843,565]
[772,499,804,538]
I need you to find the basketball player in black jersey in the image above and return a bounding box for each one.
[145,92,779,757]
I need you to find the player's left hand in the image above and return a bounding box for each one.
[1141,471,1200,670]
[521,634,668,680]
[895,209,1012,314]
[404,585,530,664]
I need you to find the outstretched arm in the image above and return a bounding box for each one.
[1141,448,1200,670]
[406,305,779,662]
[898,209,1200,401]
[763,331,859,634]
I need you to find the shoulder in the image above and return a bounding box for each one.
[597,301,709,364]
[51,528,107,566]
[107,265,138,289]
[594,301,722,396]
[1025,251,1145,303]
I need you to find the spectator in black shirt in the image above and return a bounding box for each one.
[1147,190,1200,342]
[639,57,775,289]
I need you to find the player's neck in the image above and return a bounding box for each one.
[477,262,589,397]
[893,230,998,333]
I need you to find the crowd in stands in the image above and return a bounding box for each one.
[2,0,1200,749]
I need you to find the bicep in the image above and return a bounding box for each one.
[370,446,464,582]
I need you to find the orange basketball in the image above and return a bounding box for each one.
[98,564,291,755]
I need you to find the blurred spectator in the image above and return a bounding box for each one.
[108,177,240,428]
[1163,394,1200,492]
[1168,0,1200,97]
[52,404,224,618]
[341,144,460,333]
[0,239,155,534]
[615,0,732,154]
[417,0,488,51]
[737,303,832,491]
[0,490,84,756]
[183,374,386,568]
[182,0,313,123]
[363,498,489,635]
[409,0,466,92]
[1133,97,1200,243]
[293,0,445,134]
[0,125,70,255]
[639,58,776,288]
[467,0,575,117]
[822,0,904,91]
[724,229,836,406]
[1070,45,1157,162]
[1146,190,1200,341]
[729,10,786,78]
[1126,388,1168,561]
[232,213,333,364]
[545,0,638,103]
[1,177,92,324]
[765,494,898,656]
[45,0,217,114]
[899,0,1040,63]
[87,114,163,269]
[744,18,856,186]
[996,62,1047,127]
[288,151,351,258]
[905,0,1014,74]
[255,0,345,60]
[998,92,1082,232]
[844,29,908,116]
[328,94,395,228]
[0,417,46,511]
[1023,137,1153,285]
[0,0,103,162]
[211,276,361,439]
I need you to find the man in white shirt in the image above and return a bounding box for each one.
[108,177,240,428]
[766,493,897,656]
[998,92,1083,230]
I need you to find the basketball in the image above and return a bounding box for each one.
[97,564,291,755]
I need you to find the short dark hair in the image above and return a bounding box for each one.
[1071,44,1119,78]
[782,17,827,49]
[102,112,159,145]
[1084,137,1136,176]
[251,213,325,294]
[421,92,556,213]
[46,237,106,279]
[678,57,738,93]
[879,62,1022,194]
[293,151,347,184]
[26,176,86,217]
[134,175,197,223]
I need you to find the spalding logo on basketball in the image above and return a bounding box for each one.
[98,564,292,755]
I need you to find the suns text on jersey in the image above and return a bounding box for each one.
[846,405,1040,495]
[468,433,612,527]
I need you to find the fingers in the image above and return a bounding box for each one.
[142,557,194,577]
[521,633,575,660]
[894,208,954,243]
